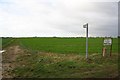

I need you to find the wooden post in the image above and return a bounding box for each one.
[110,38,112,56]
[103,37,112,57]
[102,38,104,56]
[102,47,106,57]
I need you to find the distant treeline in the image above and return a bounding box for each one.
[1,36,119,39]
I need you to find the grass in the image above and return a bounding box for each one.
[0,38,2,50]
[2,37,118,78]
[19,37,118,55]
[12,52,118,78]
[2,38,15,48]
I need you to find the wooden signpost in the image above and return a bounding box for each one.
[102,38,112,57]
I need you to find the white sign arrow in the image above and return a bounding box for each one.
[0,50,6,53]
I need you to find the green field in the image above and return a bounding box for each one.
[18,37,118,54]
[0,38,2,50]
[2,37,118,78]
[2,38,14,48]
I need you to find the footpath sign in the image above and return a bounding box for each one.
[103,38,112,45]
[83,23,88,59]
[102,38,112,57]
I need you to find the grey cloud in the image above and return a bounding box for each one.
[0,1,118,37]
[118,1,120,36]
[49,2,118,37]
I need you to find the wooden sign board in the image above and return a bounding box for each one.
[102,38,112,57]
[103,38,112,45]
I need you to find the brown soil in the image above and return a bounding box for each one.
[0,53,2,79]
[2,45,24,78]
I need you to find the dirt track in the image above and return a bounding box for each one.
[1,44,118,78]
[2,45,23,78]
[0,52,2,79]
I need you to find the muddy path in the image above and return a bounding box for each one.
[2,45,24,78]
[0,52,2,79]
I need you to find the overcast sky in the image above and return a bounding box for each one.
[0,0,119,37]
